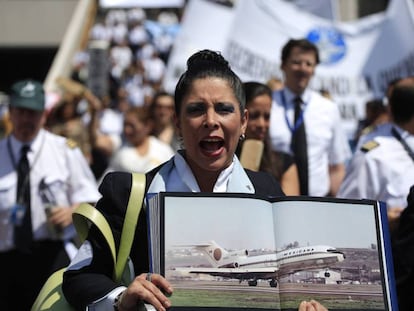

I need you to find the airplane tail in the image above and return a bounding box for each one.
[193,240,227,267]
[194,240,248,268]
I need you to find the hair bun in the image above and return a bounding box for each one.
[186,49,229,71]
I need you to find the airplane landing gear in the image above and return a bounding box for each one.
[269,279,277,288]
[248,280,258,286]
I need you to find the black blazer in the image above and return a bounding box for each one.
[63,166,284,310]
[391,185,414,311]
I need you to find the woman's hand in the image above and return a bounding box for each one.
[116,273,173,311]
[298,300,328,311]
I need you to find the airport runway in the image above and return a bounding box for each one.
[171,280,384,297]
[169,280,388,310]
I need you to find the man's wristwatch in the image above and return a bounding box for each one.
[113,290,125,311]
[113,290,152,311]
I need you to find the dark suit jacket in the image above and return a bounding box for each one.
[391,185,414,311]
[63,165,284,310]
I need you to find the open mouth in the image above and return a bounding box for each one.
[199,138,224,155]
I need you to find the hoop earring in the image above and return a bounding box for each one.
[239,134,246,141]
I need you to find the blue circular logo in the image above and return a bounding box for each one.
[306,27,347,65]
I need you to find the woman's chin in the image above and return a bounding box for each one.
[200,146,224,158]
[203,157,233,173]
[195,157,231,173]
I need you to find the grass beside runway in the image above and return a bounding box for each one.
[169,286,386,310]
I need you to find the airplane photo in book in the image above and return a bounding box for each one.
[147,192,398,310]
[172,240,345,288]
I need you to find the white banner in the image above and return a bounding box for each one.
[99,0,184,8]
[164,0,414,138]
[163,0,234,93]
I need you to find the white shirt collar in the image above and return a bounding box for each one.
[284,87,311,106]
[171,152,234,192]
[214,160,234,192]
[172,152,200,192]
[148,152,254,194]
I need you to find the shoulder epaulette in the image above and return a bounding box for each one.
[66,138,78,149]
[360,140,379,153]
[361,125,375,136]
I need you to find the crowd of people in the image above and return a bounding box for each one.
[0,5,414,311]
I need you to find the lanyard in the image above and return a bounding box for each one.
[391,126,414,163]
[280,90,306,133]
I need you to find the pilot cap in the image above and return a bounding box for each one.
[10,79,45,111]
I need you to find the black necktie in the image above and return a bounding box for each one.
[291,97,309,195]
[14,145,33,252]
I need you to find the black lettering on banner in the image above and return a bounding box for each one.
[376,52,414,93]
[404,53,414,74]
[362,76,374,94]
[337,102,357,120]
[311,76,350,96]
[377,67,405,93]
[225,40,281,80]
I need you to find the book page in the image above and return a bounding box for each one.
[271,199,393,310]
[157,193,281,310]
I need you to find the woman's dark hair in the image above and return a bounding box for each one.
[151,90,172,106]
[149,90,173,117]
[174,49,245,116]
[237,81,285,181]
[244,82,272,107]
[281,38,320,66]
[125,106,152,124]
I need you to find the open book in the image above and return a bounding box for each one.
[146,193,398,311]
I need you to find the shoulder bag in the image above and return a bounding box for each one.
[31,173,146,311]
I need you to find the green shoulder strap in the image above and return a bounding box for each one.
[74,172,146,282]
[31,173,146,311]
[73,202,116,267]
[31,204,115,311]
[115,172,146,282]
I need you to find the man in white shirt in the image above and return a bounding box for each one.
[337,77,414,225]
[269,38,351,196]
[0,79,101,310]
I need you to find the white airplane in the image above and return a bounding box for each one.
[172,240,345,287]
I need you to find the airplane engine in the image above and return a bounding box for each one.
[221,261,240,268]
[232,249,248,257]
